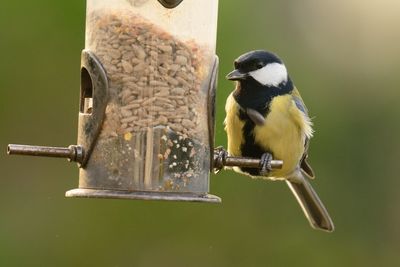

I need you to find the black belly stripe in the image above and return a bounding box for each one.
[233,77,294,176]
[238,109,267,175]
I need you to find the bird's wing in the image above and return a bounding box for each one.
[300,139,315,179]
[291,88,315,179]
[291,87,309,115]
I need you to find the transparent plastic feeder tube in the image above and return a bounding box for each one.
[77,0,219,195]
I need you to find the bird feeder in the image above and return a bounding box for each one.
[7,0,283,203]
[8,0,220,202]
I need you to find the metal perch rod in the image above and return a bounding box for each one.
[7,144,282,171]
[223,156,283,169]
[7,144,84,163]
[213,147,283,171]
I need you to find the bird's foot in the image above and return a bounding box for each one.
[213,146,228,174]
[259,152,273,176]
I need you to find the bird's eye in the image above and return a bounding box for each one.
[256,62,264,69]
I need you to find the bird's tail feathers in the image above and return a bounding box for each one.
[286,173,334,232]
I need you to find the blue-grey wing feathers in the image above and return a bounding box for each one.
[292,95,315,178]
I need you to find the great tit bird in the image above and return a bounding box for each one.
[224,50,334,232]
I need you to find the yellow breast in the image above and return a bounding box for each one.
[224,91,313,179]
[224,93,245,157]
[253,94,311,178]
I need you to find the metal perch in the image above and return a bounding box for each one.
[213,146,283,173]
[7,144,283,174]
[7,144,84,164]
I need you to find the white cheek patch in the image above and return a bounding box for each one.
[249,63,288,87]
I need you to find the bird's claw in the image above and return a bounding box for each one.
[260,152,273,175]
[213,146,228,174]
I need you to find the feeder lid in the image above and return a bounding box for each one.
[158,0,183,8]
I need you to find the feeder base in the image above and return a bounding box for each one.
[65,188,221,203]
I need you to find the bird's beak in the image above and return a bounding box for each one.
[226,69,248,81]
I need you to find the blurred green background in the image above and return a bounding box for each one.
[1,0,400,266]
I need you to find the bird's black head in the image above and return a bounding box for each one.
[227,50,293,112]
[226,50,288,87]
